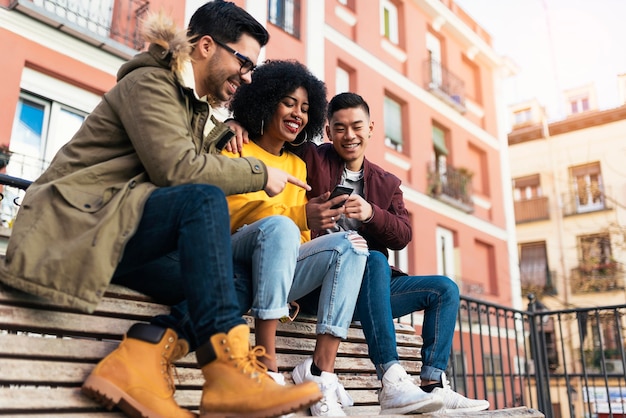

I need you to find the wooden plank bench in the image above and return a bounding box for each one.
[0,282,424,417]
[0,174,544,418]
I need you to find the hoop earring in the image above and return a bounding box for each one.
[291,131,308,147]
[260,120,264,136]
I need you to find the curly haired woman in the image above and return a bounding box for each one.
[226,60,369,416]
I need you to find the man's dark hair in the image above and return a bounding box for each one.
[187,0,269,46]
[327,92,370,121]
[229,60,327,149]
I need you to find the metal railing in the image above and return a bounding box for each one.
[405,295,626,418]
[561,186,612,216]
[10,0,149,59]
[427,162,474,212]
[423,57,466,113]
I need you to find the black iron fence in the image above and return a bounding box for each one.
[431,295,626,418]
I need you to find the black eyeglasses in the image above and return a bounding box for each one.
[213,39,256,75]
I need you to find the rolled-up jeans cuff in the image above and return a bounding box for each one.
[376,360,400,380]
[420,365,444,382]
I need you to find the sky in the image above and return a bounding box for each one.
[453,0,626,121]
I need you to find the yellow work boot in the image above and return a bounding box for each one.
[82,323,196,418]
[198,324,322,418]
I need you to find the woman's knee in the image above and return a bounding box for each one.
[327,231,368,257]
[259,215,300,237]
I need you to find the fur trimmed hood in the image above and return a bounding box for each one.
[117,12,192,81]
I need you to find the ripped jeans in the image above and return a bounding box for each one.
[232,216,368,338]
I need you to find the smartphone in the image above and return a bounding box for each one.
[328,185,353,209]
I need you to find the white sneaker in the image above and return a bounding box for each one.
[378,364,443,415]
[267,371,295,418]
[431,372,490,412]
[292,357,353,416]
[267,370,286,386]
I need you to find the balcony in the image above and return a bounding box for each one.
[570,262,624,293]
[514,196,550,223]
[10,0,149,59]
[427,163,474,213]
[521,269,557,298]
[423,57,466,113]
[562,186,611,216]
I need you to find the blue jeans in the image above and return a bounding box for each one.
[111,184,245,345]
[355,251,460,381]
[232,216,368,338]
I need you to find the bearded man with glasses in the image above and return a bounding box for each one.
[0,1,322,418]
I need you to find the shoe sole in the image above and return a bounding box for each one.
[82,374,169,418]
[380,397,444,415]
[444,405,490,413]
[199,390,322,418]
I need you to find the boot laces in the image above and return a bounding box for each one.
[162,340,186,393]
[235,345,271,383]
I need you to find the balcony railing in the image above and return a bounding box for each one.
[423,57,466,113]
[514,196,550,223]
[400,295,626,418]
[10,0,149,59]
[427,163,474,213]
[521,269,557,297]
[562,186,611,216]
[570,263,624,293]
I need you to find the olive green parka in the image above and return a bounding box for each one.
[0,16,267,313]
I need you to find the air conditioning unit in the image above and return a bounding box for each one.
[604,360,624,374]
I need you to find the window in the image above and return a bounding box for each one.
[10,92,86,181]
[426,32,442,88]
[388,247,408,273]
[436,226,456,283]
[383,96,403,151]
[389,212,411,272]
[583,313,623,372]
[335,65,351,95]
[3,92,87,226]
[467,144,487,196]
[380,0,399,44]
[337,0,354,8]
[570,96,590,114]
[484,354,503,392]
[513,174,541,201]
[513,108,533,126]
[473,239,496,295]
[431,124,448,186]
[519,242,552,294]
[579,234,612,272]
[3,70,98,226]
[571,163,604,213]
[268,0,301,38]
[461,55,480,104]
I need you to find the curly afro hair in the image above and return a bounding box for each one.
[229,60,327,149]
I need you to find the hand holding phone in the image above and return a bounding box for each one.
[328,185,353,209]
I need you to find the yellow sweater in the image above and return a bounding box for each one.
[224,141,310,243]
